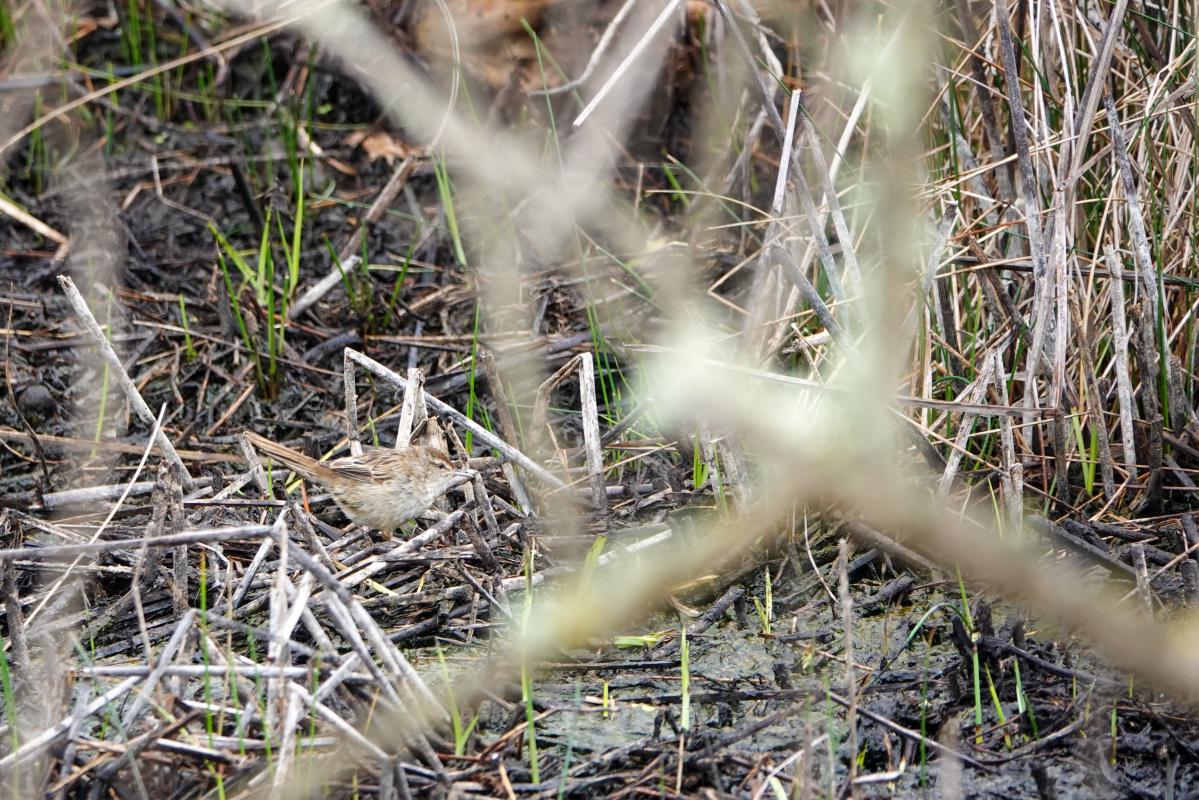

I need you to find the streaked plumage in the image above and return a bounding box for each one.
[243,430,473,533]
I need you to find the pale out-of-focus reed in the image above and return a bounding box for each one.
[6,0,1199,795]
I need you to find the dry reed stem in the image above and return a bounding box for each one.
[12,0,1199,794]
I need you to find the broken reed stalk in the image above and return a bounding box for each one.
[57,275,193,488]
[1104,91,1180,433]
[570,0,684,128]
[344,348,565,488]
[994,0,1057,430]
[343,349,363,456]
[1065,0,1129,184]
[1105,244,1139,479]
[37,476,213,509]
[797,92,862,292]
[476,348,522,449]
[936,352,997,498]
[0,677,143,772]
[22,404,179,640]
[395,366,427,449]
[837,538,858,787]
[992,0,1047,282]
[1131,303,1165,510]
[742,89,801,360]
[952,0,1014,205]
[526,351,616,509]
[987,350,1024,524]
[0,524,275,562]
[1049,190,1070,411]
[714,0,851,326]
[902,204,958,351]
[1104,92,1161,323]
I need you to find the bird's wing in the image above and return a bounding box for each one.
[330,449,399,484]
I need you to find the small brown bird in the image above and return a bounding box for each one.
[243,431,474,534]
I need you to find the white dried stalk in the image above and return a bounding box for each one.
[37,477,206,509]
[715,0,848,311]
[572,0,684,128]
[530,0,641,97]
[837,539,858,783]
[579,354,608,510]
[901,204,958,350]
[1050,189,1070,409]
[231,511,288,609]
[120,610,196,729]
[346,348,563,487]
[315,654,371,706]
[266,523,291,734]
[290,254,359,322]
[238,430,275,498]
[552,352,671,504]
[300,605,338,654]
[771,91,802,214]
[1105,243,1139,479]
[340,508,471,589]
[744,90,801,360]
[286,541,444,721]
[314,590,396,698]
[210,468,264,502]
[57,275,193,487]
[1021,255,1057,424]
[937,354,998,498]
[202,630,268,741]
[269,690,304,800]
[762,56,887,359]
[280,573,316,644]
[1104,92,1159,321]
[0,524,273,563]
[81,664,333,678]
[290,158,419,321]
[1066,0,1130,183]
[994,0,1054,425]
[1068,274,1117,501]
[0,676,141,771]
[473,474,501,538]
[988,351,1023,524]
[955,0,1016,207]
[396,367,427,449]
[1104,91,1179,416]
[993,0,1048,280]
[343,349,362,457]
[501,462,534,515]
[1132,545,1153,619]
[798,91,862,292]
[0,192,67,249]
[288,683,390,761]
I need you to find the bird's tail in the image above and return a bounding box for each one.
[242,431,336,484]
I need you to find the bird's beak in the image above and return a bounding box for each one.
[450,469,476,487]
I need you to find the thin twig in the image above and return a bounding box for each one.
[345,348,564,488]
[57,275,193,487]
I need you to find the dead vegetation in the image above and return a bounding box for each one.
[3,0,1199,797]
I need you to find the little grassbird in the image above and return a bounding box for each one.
[242,430,474,534]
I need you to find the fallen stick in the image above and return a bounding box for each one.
[344,348,565,488]
[57,275,194,488]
